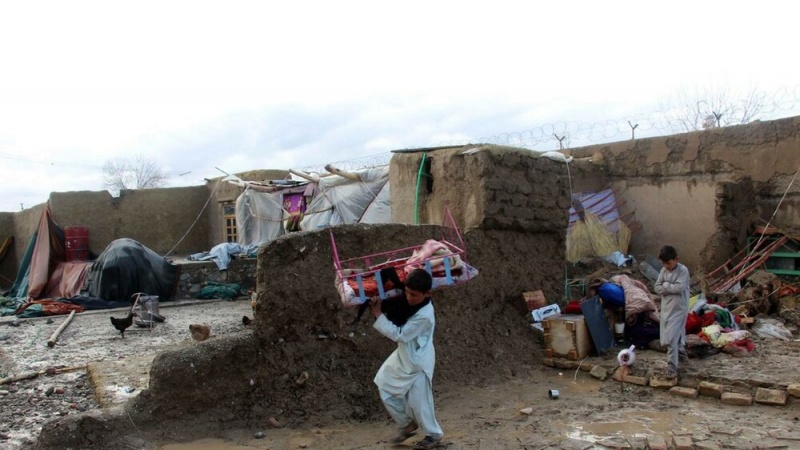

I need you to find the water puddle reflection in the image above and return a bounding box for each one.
[568,410,697,443]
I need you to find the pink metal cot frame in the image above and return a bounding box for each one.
[330,208,472,305]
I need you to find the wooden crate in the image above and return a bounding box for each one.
[542,314,593,360]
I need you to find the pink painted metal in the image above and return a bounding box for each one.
[330,207,475,306]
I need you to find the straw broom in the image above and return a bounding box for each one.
[566,220,591,262]
[582,212,618,257]
[567,212,618,262]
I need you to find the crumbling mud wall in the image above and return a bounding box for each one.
[568,116,800,272]
[36,218,567,448]
[3,169,288,286]
[701,180,759,271]
[119,221,564,425]
[49,187,211,257]
[124,147,568,430]
[390,145,571,235]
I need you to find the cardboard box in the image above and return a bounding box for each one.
[523,290,547,311]
[531,304,560,322]
[542,314,593,360]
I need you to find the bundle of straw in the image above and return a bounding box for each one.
[566,212,619,262]
[566,220,590,262]
[583,213,619,256]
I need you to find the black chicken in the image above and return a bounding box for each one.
[110,310,135,338]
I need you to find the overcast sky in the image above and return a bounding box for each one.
[1,1,798,212]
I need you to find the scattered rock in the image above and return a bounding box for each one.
[266,417,281,428]
[295,371,309,386]
[720,392,753,406]
[669,387,699,399]
[45,387,55,397]
[755,388,788,406]
[698,381,724,398]
[254,431,266,439]
[519,407,533,415]
[590,365,608,381]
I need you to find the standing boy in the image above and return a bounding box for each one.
[653,245,690,379]
[369,268,443,450]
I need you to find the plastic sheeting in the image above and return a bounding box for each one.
[301,166,391,230]
[188,242,259,270]
[569,188,620,233]
[45,261,92,299]
[87,238,178,302]
[29,204,66,299]
[360,181,391,224]
[235,188,288,246]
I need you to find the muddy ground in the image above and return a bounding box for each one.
[0,298,254,449]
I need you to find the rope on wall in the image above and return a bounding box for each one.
[163,180,221,258]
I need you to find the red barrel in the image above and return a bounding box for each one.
[65,226,89,261]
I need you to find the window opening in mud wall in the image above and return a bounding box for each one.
[423,157,433,193]
[223,203,238,243]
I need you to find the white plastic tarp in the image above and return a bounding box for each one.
[360,181,391,224]
[235,187,288,246]
[300,166,391,230]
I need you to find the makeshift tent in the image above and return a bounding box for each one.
[3,205,179,317]
[6,203,90,301]
[232,166,391,245]
[221,174,313,247]
[301,165,391,231]
[86,238,179,302]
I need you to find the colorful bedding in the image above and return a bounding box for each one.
[337,259,478,307]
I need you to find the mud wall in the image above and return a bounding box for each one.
[47,186,210,257]
[129,222,565,430]
[609,178,719,269]
[0,212,15,290]
[390,145,571,234]
[174,259,258,299]
[2,169,288,286]
[567,116,800,272]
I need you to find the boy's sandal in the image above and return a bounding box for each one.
[390,429,418,444]
[413,436,442,449]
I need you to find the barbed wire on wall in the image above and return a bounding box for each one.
[290,85,800,176]
[435,85,800,152]
[298,151,392,175]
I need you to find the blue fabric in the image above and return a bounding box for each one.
[597,282,625,307]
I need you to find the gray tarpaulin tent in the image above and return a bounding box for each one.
[233,166,391,246]
[235,187,289,247]
[300,165,391,231]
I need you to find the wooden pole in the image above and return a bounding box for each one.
[0,371,39,385]
[0,364,87,386]
[47,310,76,348]
[324,164,361,181]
